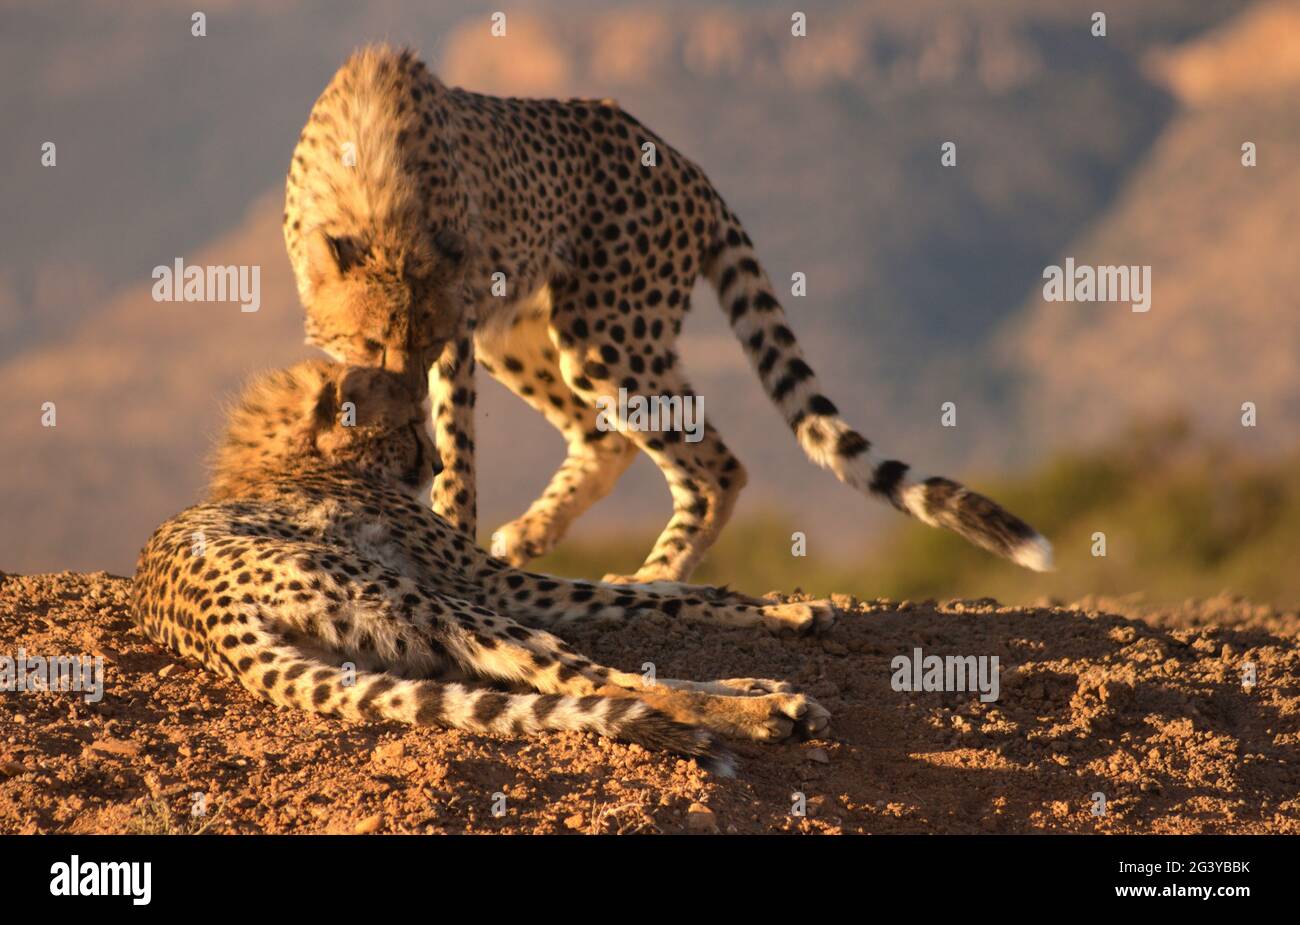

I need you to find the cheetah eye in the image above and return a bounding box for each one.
[363,339,383,354]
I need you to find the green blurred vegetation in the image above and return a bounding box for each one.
[531,420,1300,607]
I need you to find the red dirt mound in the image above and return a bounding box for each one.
[1,572,1296,834]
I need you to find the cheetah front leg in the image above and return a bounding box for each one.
[429,305,477,536]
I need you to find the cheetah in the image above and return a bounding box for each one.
[283,44,1053,584]
[131,358,832,772]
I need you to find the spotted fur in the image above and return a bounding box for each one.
[283,44,1052,583]
[132,359,833,771]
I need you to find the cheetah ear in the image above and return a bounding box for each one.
[306,228,344,288]
[336,367,369,414]
[337,367,397,425]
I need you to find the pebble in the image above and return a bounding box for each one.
[686,802,717,833]
[805,747,831,764]
[353,814,383,834]
[807,795,831,818]
[87,737,142,758]
[563,813,585,830]
[0,761,28,778]
[158,664,179,678]
[372,741,406,763]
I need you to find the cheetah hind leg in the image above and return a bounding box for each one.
[476,305,640,566]
[634,685,831,742]
[430,591,830,746]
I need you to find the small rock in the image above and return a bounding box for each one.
[563,813,585,830]
[87,738,142,758]
[805,747,831,764]
[686,802,717,833]
[372,741,406,764]
[0,761,28,778]
[158,663,179,678]
[807,794,832,818]
[353,814,383,834]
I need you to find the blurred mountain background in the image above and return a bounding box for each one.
[1,0,1297,604]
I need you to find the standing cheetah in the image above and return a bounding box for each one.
[132,359,832,772]
[283,44,1052,583]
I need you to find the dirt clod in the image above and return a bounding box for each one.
[353,813,382,835]
[686,802,717,833]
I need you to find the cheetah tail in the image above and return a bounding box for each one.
[220,632,735,772]
[702,209,1053,572]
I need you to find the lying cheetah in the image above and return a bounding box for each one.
[284,44,1052,583]
[131,359,832,771]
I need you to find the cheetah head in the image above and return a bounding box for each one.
[210,359,437,500]
[302,225,467,386]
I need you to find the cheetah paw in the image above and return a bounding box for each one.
[757,599,837,635]
[794,695,832,739]
[490,518,557,566]
[746,693,831,742]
